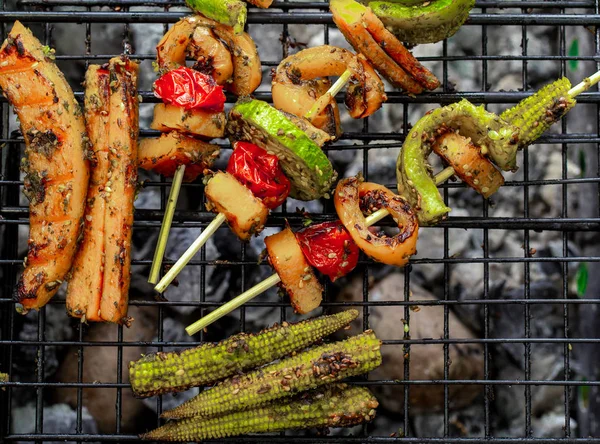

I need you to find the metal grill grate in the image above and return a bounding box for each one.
[1,0,600,442]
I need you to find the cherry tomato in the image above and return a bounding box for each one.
[153,67,225,111]
[226,141,291,209]
[296,221,359,282]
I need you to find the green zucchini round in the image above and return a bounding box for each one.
[227,98,337,201]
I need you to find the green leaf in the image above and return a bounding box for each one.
[568,39,579,71]
[576,262,588,298]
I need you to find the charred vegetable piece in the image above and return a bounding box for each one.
[184,0,246,34]
[265,227,323,314]
[227,98,336,201]
[129,310,359,398]
[138,132,220,182]
[151,103,226,138]
[142,384,378,441]
[0,22,89,312]
[162,331,382,419]
[272,45,386,119]
[296,221,360,282]
[335,177,419,267]
[331,0,439,92]
[189,26,234,85]
[226,141,291,209]
[212,24,262,96]
[396,100,518,225]
[66,65,110,321]
[500,77,576,149]
[153,67,225,111]
[205,171,269,241]
[99,56,139,325]
[432,132,504,198]
[365,0,475,44]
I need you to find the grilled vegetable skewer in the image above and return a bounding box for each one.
[397,72,600,226]
[0,22,90,313]
[185,175,430,334]
[141,384,378,441]
[130,310,359,398]
[162,330,381,419]
[154,99,335,294]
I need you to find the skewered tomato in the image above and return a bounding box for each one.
[153,66,225,111]
[226,141,291,209]
[296,221,359,282]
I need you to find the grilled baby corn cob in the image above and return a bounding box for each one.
[129,310,359,398]
[162,330,381,419]
[500,77,576,149]
[142,384,378,441]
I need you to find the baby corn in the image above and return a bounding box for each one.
[142,384,378,441]
[162,331,381,420]
[129,310,359,398]
[501,77,576,149]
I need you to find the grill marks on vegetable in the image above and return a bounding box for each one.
[0,21,90,312]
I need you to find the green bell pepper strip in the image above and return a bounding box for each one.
[364,0,475,44]
[396,100,519,225]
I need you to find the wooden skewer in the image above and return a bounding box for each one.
[148,164,186,285]
[185,69,600,333]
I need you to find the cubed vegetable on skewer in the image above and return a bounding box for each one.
[138,132,220,182]
[265,227,323,315]
[151,103,226,138]
[205,171,269,241]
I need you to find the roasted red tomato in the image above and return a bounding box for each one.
[296,221,359,282]
[226,141,291,209]
[153,66,225,111]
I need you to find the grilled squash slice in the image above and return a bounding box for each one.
[66,57,139,325]
[0,21,89,312]
[66,65,110,321]
[101,57,139,324]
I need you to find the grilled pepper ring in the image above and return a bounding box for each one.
[396,99,519,226]
[334,177,418,267]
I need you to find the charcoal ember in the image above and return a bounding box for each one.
[412,404,486,438]
[142,319,201,413]
[11,403,98,443]
[337,272,484,412]
[161,227,224,316]
[52,306,157,433]
[14,302,74,386]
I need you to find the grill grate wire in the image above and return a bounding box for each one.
[1,0,600,442]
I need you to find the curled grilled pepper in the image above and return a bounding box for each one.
[365,0,475,44]
[226,141,291,209]
[396,100,519,225]
[153,66,225,112]
[296,221,360,282]
[334,176,418,267]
